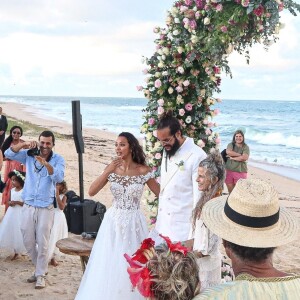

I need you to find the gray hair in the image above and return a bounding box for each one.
[192,149,225,231]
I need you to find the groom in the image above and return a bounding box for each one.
[155,110,207,241]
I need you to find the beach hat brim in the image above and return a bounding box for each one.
[201,195,299,248]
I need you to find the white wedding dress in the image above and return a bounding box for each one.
[75,171,153,300]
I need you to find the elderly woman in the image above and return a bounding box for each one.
[194,178,300,299]
[184,150,225,291]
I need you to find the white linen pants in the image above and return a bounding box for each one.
[21,204,54,277]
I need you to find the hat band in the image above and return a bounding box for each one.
[224,201,280,228]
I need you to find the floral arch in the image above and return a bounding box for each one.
[138,0,300,221]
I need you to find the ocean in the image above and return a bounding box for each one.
[1,95,299,181]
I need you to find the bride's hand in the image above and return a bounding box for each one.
[105,157,123,174]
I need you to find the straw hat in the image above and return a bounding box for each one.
[201,178,299,248]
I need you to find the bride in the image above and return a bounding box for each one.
[75,132,160,300]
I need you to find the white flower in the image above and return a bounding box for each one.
[191,35,199,44]
[162,47,170,55]
[177,66,185,74]
[185,116,192,124]
[177,46,184,54]
[204,17,210,25]
[162,71,168,76]
[168,87,174,94]
[158,62,164,68]
[146,132,153,140]
[174,17,180,23]
[173,29,180,36]
[183,80,190,87]
[226,43,233,54]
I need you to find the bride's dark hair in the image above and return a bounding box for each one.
[118,132,146,165]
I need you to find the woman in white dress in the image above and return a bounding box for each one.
[75,132,160,300]
[0,170,26,259]
[48,181,68,266]
[185,150,225,291]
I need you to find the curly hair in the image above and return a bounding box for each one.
[224,240,275,263]
[157,110,182,136]
[57,180,68,194]
[118,132,146,165]
[8,170,25,188]
[149,244,200,300]
[1,126,23,156]
[192,149,225,231]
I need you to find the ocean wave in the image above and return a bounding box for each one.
[117,106,144,111]
[247,131,300,148]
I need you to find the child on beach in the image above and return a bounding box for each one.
[0,170,26,259]
[48,181,68,266]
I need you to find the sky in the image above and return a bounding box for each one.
[0,0,299,101]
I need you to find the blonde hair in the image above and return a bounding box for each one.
[149,244,200,300]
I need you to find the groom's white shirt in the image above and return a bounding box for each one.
[155,137,207,242]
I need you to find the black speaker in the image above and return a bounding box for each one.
[69,199,106,234]
[72,100,84,154]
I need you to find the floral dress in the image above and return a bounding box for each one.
[75,171,154,300]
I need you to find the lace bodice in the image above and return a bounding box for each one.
[108,171,154,211]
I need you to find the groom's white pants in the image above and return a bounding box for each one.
[21,204,54,277]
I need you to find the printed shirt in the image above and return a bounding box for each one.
[5,148,65,208]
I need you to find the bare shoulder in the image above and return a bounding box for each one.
[135,164,151,175]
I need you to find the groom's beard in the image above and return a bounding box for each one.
[165,137,180,158]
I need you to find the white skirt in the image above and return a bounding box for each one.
[75,206,148,300]
[48,208,68,260]
[0,205,27,254]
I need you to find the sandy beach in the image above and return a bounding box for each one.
[0,102,299,300]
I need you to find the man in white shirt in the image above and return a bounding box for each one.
[154,110,207,241]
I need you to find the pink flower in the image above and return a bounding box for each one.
[155,153,162,160]
[220,25,227,33]
[189,20,197,30]
[158,107,164,115]
[214,108,220,115]
[142,69,148,75]
[205,128,212,135]
[185,103,193,111]
[176,86,183,93]
[215,137,221,144]
[278,3,284,11]
[241,0,249,7]
[180,5,188,12]
[185,0,193,5]
[154,79,162,88]
[136,86,143,91]
[216,98,222,103]
[253,5,264,17]
[208,122,214,128]
[215,4,223,11]
[148,118,155,126]
[213,66,221,74]
[183,80,190,87]
[157,99,164,106]
[179,108,185,116]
